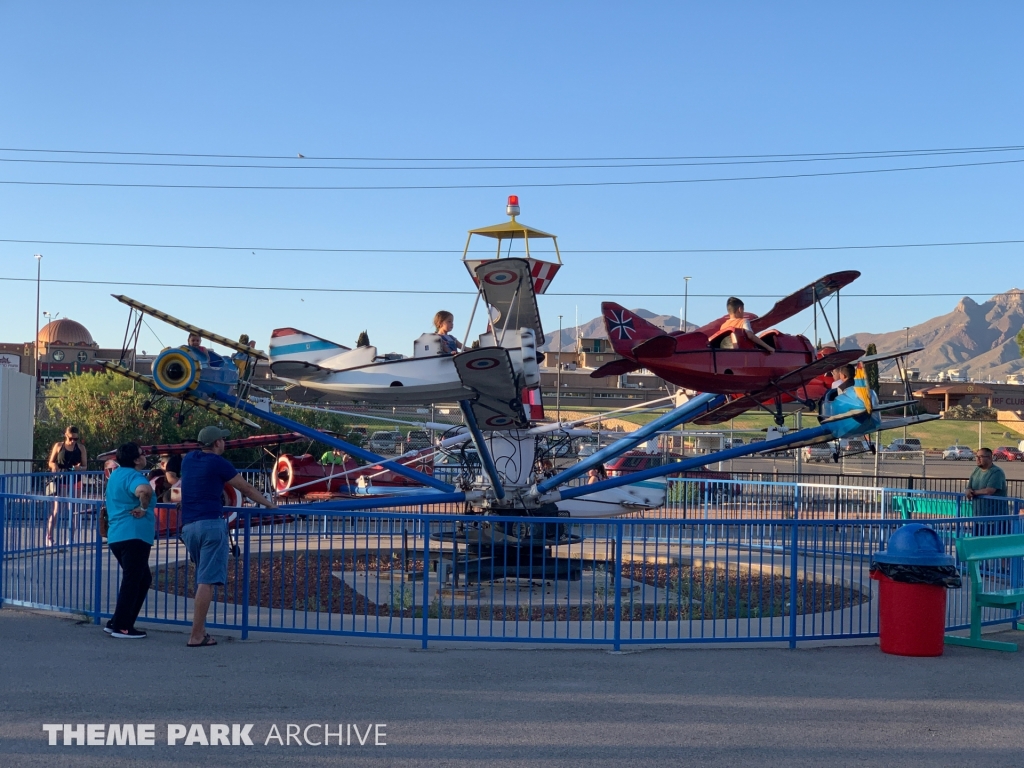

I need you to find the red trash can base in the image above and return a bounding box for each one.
[872,572,947,657]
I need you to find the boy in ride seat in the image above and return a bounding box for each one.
[719,297,773,353]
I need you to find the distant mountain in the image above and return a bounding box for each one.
[540,310,693,352]
[541,290,1024,379]
[842,290,1024,378]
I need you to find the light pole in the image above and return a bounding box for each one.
[902,326,910,441]
[683,276,692,331]
[34,254,42,379]
[903,326,910,348]
[556,315,563,421]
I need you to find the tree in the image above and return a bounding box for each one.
[356,331,370,347]
[1017,327,1024,358]
[35,371,373,469]
[864,343,880,393]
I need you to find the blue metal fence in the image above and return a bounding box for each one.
[2,473,1022,649]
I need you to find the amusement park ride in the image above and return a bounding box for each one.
[102,196,938,564]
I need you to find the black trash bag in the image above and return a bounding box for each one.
[870,562,962,588]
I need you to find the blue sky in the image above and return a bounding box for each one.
[1,3,1022,356]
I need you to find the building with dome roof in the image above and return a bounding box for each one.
[0,318,154,382]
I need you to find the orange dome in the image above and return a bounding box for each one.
[38,319,96,347]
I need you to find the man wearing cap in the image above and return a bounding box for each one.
[180,425,276,647]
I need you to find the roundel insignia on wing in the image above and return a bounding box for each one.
[466,357,501,371]
[484,415,515,427]
[483,269,518,286]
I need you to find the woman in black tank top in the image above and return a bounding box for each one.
[46,426,88,546]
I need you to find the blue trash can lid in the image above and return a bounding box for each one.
[872,523,956,566]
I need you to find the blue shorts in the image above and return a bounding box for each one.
[181,519,229,586]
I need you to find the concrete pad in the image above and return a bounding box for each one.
[3,606,1024,767]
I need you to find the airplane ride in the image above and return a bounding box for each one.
[99,198,938,555]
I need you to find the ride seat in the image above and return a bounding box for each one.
[413,333,445,357]
[709,328,756,350]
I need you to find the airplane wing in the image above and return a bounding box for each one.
[113,295,268,360]
[270,360,331,379]
[453,348,529,429]
[818,399,920,425]
[692,395,762,425]
[102,362,261,428]
[96,432,303,460]
[631,335,677,359]
[590,358,643,378]
[692,272,860,337]
[691,349,863,426]
[750,271,860,333]
[857,346,925,364]
[473,259,543,339]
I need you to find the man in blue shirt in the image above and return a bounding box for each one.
[105,442,156,639]
[180,425,276,647]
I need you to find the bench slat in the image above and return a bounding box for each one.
[955,534,1024,562]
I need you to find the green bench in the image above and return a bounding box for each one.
[944,534,1024,652]
[893,495,965,520]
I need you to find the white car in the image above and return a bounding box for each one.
[577,443,598,458]
[942,445,975,461]
[802,444,835,463]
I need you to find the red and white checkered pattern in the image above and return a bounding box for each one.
[465,259,560,295]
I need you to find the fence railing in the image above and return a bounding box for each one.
[3,475,1022,649]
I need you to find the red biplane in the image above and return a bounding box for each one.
[592,271,865,425]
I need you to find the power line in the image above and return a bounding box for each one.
[3,142,1024,162]
[2,146,1023,171]
[3,156,1021,190]
[0,275,1018,299]
[2,237,1024,255]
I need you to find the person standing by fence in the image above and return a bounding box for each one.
[967,447,1008,534]
[180,426,276,647]
[45,425,88,547]
[104,442,155,639]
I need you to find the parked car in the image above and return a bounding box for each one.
[577,443,598,458]
[993,446,1023,462]
[885,438,922,453]
[942,445,975,461]
[436,448,480,469]
[840,438,870,456]
[802,444,835,463]
[405,430,431,451]
[368,431,399,454]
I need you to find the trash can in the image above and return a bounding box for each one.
[870,524,962,657]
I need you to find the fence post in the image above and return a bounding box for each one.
[0,476,6,609]
[788,521,798,649]
[241,512,251,640]
[93,502,103,625]
[613,522,623,652]
[421,519,430,650]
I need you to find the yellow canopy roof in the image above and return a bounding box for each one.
[467,219,557,240]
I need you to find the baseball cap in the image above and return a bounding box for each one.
[198,425,231,446]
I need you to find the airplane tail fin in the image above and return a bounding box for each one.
[269,328,349,366]
[600,303,666,360]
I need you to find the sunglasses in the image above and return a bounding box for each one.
[66,436,79,441]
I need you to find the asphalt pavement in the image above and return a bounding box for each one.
[2,607,1024,767]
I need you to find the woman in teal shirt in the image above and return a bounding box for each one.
[104,442,155,639]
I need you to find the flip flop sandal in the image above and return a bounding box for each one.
[187,634,217,647]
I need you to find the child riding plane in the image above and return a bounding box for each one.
[718,297,774,353]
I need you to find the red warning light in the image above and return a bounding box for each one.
[508,195,519,206]
[506,195,520,217]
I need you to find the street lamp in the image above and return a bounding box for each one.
[34,254,42,379]
[683,276,692,331]
[903,326,910,348]
[556,315,563,421]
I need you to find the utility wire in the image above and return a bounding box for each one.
[2,146,1023,171]
[3,142,1024,162]
[3,237,1023,254]
[3,156,1021,190]
[0,275,1018,299]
